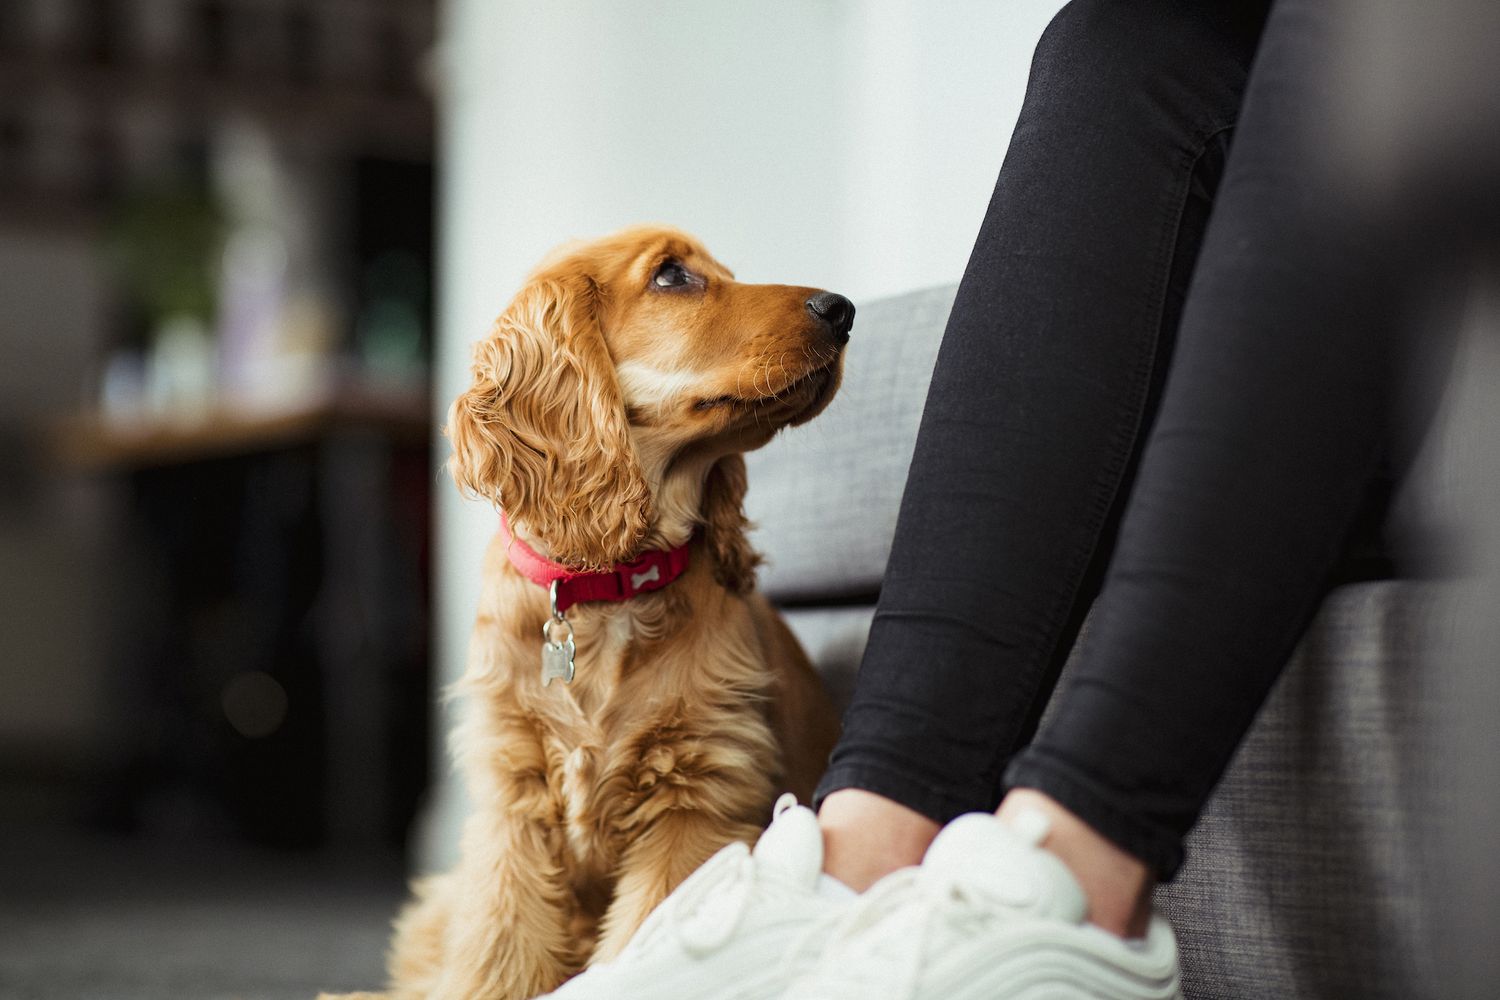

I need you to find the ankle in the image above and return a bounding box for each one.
[996,788,1155,938]
[818,789,941,892]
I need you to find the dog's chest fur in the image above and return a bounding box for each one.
[547,614,644,872]
[464,567,780,902]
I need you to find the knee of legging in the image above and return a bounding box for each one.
[1027,0,1247,123]
[1032,0,1127,67]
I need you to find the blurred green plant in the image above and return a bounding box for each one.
[106,183,225,327]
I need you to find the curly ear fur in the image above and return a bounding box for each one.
[701,454,760,594]
[446,271,653,569]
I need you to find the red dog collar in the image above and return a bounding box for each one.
[498,512,692,614]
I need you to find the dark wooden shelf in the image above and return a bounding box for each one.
[55,380,432,471]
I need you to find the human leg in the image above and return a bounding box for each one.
[816,0,1269,886]
[1003,0,1415,891]
[792,1,1429,993]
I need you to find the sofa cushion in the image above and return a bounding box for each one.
[1158,580,1443,998]
[783,580,1444,1000]
[748,284,1458,604]
[744,286,954,602]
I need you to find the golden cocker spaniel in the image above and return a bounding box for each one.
[325,225,850,999]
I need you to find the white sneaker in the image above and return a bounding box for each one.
[542,794,853,1000]
[782,811,1183,1000]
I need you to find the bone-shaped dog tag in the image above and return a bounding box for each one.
[541,635,575,686]
[541,583,577,687]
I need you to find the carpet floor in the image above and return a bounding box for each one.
[0,826,406,1000]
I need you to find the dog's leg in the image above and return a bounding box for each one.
[418,808,581,999]
[380,873,453,999]
[590,810,762,963]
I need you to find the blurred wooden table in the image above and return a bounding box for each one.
[52,382,435,851]
[54,383,431,471]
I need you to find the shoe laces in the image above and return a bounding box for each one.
[624,796,820,964]
[659,841,762,957]
[786,867,1009,1000]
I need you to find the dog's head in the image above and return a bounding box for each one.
[447,225,851,578]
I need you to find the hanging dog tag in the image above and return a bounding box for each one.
[541,609,576,686]
[541,635,575,686]
[540,581,577,686]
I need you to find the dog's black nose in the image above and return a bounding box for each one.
[806,292,855,344]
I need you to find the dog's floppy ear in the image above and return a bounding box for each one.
[701,454,761,594]
[446,269,653,569]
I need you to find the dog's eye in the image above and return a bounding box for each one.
[652,261,692,288]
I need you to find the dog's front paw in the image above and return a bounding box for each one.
[316,992,388,999]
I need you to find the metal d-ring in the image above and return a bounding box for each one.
[542,614,575,648]
[544,580,574,644]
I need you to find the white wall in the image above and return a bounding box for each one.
[422,0,1065,869]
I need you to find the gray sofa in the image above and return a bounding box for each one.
[744,285,1445,999]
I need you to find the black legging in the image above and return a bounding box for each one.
[814,0,1418,878]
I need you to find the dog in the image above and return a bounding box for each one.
[324,226,849,999]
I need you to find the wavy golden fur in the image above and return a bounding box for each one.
[322,226,845,999]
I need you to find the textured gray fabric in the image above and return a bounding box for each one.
[785,583,1444,1000]
[1146,581,1442,999]
[745,285,955,602]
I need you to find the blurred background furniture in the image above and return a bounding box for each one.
[0,0,437,852]
[57,390,433,849]
[1,3,439,994]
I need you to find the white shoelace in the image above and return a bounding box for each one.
[659,794,820,959]
[785,867,1010,1000]
[665,842,761,956]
